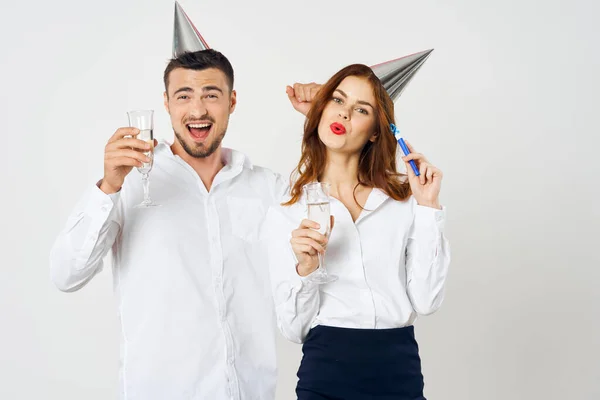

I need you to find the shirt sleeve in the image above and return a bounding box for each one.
[260,205,320,344]
[49,182,123,292]
[266,170,290,206]
[405,199,451,315]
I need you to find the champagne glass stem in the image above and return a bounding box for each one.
[142,173,151,204]
[317,252,324,272]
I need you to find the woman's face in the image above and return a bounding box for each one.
[317,76,378,155]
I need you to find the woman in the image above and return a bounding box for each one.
[262,64,450,399]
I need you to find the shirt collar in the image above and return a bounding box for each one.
[353,188,389,223]
[221,147,254,170]
[155,139,254,170]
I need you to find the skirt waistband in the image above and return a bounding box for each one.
[303,324,418,362]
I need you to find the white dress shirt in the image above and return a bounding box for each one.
[262,188,451,344]
[50,141,286,400]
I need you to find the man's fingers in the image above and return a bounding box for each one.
[107,137,152,151]
[106,156,143,168]
[106,149,150,163]
[108,127,140,143]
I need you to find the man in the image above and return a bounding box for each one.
[50,3,287,399]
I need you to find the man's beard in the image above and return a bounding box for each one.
[174,127,226,159]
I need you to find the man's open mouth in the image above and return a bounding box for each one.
[187,122,213,140]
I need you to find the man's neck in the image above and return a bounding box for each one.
[171,143,225,192]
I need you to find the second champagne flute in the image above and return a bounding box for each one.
[303,182,337,284]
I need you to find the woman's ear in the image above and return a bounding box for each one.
[369,132,378,142]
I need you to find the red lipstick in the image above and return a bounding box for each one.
[330,122,346,135]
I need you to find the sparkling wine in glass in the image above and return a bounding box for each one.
[303,182,337,284]
[127,110,160,208]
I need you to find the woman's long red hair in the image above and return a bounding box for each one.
[283,64,411,206]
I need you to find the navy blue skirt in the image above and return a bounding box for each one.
[296,325,426,400]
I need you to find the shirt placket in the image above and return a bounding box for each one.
[206,194,240,400]
[353,224,377,328]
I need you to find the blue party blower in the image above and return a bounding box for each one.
[390,124,420,176]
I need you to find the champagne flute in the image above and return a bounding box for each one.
[303,182,338,284]
[127,110,160,208]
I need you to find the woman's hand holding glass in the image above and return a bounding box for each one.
[290,216,335,278]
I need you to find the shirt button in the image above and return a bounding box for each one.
[228,357,234,365]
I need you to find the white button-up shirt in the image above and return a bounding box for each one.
[262,188,451,343]
[50,142,286,400]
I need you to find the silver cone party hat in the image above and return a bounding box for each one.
[370,49,433,101]
[173,1,210,58]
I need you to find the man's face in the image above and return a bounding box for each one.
[164,67,236,158]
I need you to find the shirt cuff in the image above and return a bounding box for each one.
[414,204,446,234]
[95,179,121,203]
[291,271,320,293]
[68,181,122,229]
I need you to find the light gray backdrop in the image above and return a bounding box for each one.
[0,0,598,398]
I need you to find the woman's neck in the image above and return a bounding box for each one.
[321,151,363,199]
